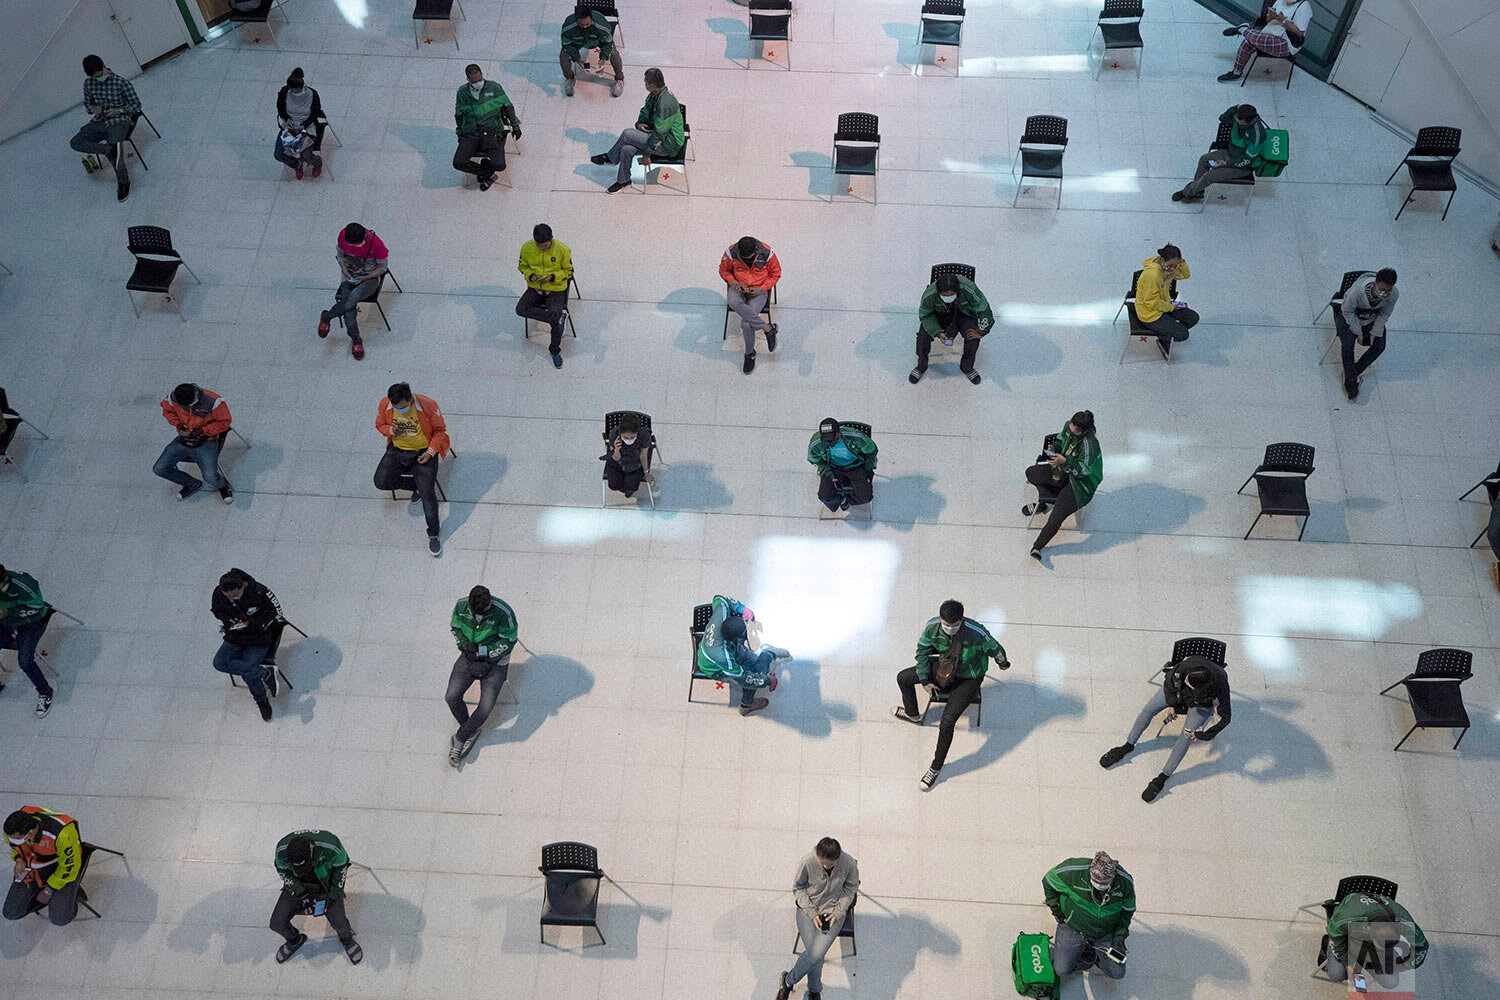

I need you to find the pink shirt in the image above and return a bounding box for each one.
[337,231,388,260]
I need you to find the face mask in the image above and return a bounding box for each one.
[621,436,637,446]
[469,82,484,97]
[394,405,411,414]
[939,293,957,304]
[941,622,960,636]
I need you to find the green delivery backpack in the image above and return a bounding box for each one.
[1256,129,1290,177]
[1012,932,1058,999]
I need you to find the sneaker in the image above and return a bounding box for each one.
[410,490,422,504]
[351,340,364,360]
[449,733,477,766]
[612,78,624,98]
[1171,190,1186,202]
[219,484,234,505]
[117,178,130,201]
[256,697,273,722]
[312,166,322,178]
[739,697,769,716]
[1217,71,1241,82]
[35,694,52,719]
[1099,743,1134,768]
[892,706,923,725]
[177,481,203,501]
[766,323,778,352]
[1223,24,1247,35]
[295,164,304,180]
[552,353,563,369]
[743,355,756,374]
[591,153,610,165]
[1022,502,1052,516]
[965,369,981,385]
[565,77,576,97]
[1029,547,1042,562]
[263,666,279,698]
[343,940,362,965]
[478,177,492,191]
[318,310,331,337]
[1157,339,1171,361]
[82,155,96,174]
[908,365,926,384]
[428,535,442,557]
[276,932,308,963]
[996,658,1011,671]
[918,766,940,790]
[1142,773,1167,803]
[767,673,779,692]
[776,971,792,1000]
[606,181,628,193]
[1344,380,1359,400]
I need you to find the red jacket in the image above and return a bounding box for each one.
[719,241,780,291]
[160,387,232,442]
[376,394,450,455]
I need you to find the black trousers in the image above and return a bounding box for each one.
[4,879,82,925]
[270,888,354,945]
[897,667,984,770]
[454,130,505,174]
[605,460,644,496]
[915,322,981,373]
[1140,307,1199,345]
[516,288,567,354]
[445,653,511,742]
[1334,311,1385,387]
[1026,464,1080,550]
[818,470,873,511]
[373,445,441,536]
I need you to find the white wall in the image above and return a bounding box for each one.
[0,0,142,144]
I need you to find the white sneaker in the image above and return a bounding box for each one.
[611,78,624,98]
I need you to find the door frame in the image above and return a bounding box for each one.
[1192,0,1364,82]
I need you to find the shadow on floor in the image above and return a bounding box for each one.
[704,657,856,739]
[1039,482,1207,559]
[938,677,1087,781]
[882,22,919,66]
[788,150,834,200]
[465,653,593,764]
[707,17,751,62]
[282,633,342,725]
[656,460,734,511]
[386,123,472,190]
[441,450,507,538]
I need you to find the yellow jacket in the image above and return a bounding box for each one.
[518,239,573,293]
[1134,256,1189,324]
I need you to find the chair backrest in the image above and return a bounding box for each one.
[930,262,976,283]
[1333,875,1398,905]
[750,0,792,10]
[413,0,457,17]
[1333,269,1367,301]
[1126,269,1174,302]
[921,0,966,15]
[1413,647,1473,681]
[1213,120,1234,149]
[1020,115,1068,146]
[1099,0,1144,19]
[835,112,880,142]
[578,0,619,13]
[1410,126,1461,158]
[840,420,872,438]
[1257,442,1315,475]
[691,602,713,636]
[603,410,653,440]
[540,841,601,874]
[1171,636,1227,667]
[127,226,179,259]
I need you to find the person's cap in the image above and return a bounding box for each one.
[721,616,747,641]
[1089,851,1118,890]
[819,418,840,443]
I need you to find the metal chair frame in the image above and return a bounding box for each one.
[914,1,965,76]
[747,0,793,70]
[1092,0,1144,79]
[831,112,880,204]
[126,226,200,322]
[413,0,466,50]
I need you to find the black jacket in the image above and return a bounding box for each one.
[1163,655,1231,738]
[276,86,323,128]
[212,579,282,647]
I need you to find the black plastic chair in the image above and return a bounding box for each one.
[521,275,580,339]
[413,0,465,50]
[385,442,453,504]
[832,113,880,203]
[540,842,606,946]
[1117,269,1176,364]
[578,0,623,45]
[920,654,982,727]
[641,103,691,195]
[1093,0,1143,79]
[723,284,777,340]
[1459,462,1499,549]
[793,893,857,955]
[18,843,126,921]
[1381,648,1472,751]
[1321,875,1399,919]
[91,111,153,176]
[228,0,287,47]
[1201,120,1255,215]
[1149,636,1227,680]
[335,270,403,332]
[1314,270,1374,364]
[930,262,975,284]
[687,603,716,702]
[226,619,306,692]
[126,226,200,322]
[916,1,965,75]
[748,1,793,69]
[1013,115,1067,208]
[1238,442,1315,541]
[0,388,49,481]
[601,410,661,508]
[1385,126,1460,221]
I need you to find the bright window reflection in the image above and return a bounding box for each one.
[335,0,369,28]
[538,508,698,546]
[749,537,901,658]
[1034,647,1070,684]
[960,54,1093,74]
[996,300,1122,325]
[1240,577,1422,670]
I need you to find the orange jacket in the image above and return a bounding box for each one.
[160,387,232,441]
[376,394,450,455]
[719,241,780,291]
[8,806,82,890]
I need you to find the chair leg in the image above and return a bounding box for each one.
[128,290,141,319]
[1384,161,1403,185]
[1235,474,1255,495]
[88,845,126,857]
[375,301,390,330]
[601,480,608,508]
[1392,724,1418,751]
[1113,300,1126,322]
[1243,512,1263,540]
[19,418,50,440]
[540,922,545,945]
[1394,192,1408,221]
[1377,678,1404,695]
[1457,480,1486,501]
[593,925,606,946]
[1472,528,1486,548]
[182,263,201,283]
[1442,190,1455,222]
[139,112,161,138]
[1297,515,1308,541]
[79,899,103,919]
[129,140,148,171]
[1454,726,1468,750]
[229,427,251,448]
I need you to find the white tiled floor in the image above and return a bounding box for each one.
[2,0,1499,997]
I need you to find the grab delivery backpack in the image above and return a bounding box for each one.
[1012,932,1058,999]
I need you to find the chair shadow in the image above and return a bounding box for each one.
[788,151,835,201]
[282,633,342,725]
[656,460,734,511]
[1041,482,1207,559]
[708,658,856,738]
[442,451,508,537]
[882,22,920,66]
[385,123,470,190]
[466,653,594,763]
[860,474,947,533]
[220,440,282,502]
[853,306,922,380]
[1298,495,1387,544]
[1430,941,1500,997]
[483,876,670,958]
[939,678,1087,781]
[707,17,751,62]
[34,620,103,692]
[504,27,574,98]
[0,866,155,960]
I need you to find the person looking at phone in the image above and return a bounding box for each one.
[1173,104,1265,204]
[1043,852,1134,981]
[1320,889,1426,987]
[911,271,994,385]
[1023,410,1103,559]
[271,830,361,965]
[1099,654,1232,802]
[1131,244,1197,359]
[777,837,859,1000]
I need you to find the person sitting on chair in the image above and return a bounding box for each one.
[1131,245,1196,358]
[274,67,323,179]
[808,418,876,512]
[1488,487,1500,594]
[69,55,141,201]
[446,585,518,766]
[211,568,285,722]
[695,595,792,717]
[373,382,450,558]
[911,272,993,385]
[1099,654,1231,803]
[0,565,55,718]
[1173,104,1264,203]
[604,413,654,498]
[516,223,574,369]
[1335,268,1398,400]
[318,223,389,360]
[271,830,361,966]
[4,806,84,925]
[1023,410,1103,560]
[1217,0,1311,83]
[776,837,860,1000]
[1320,889,1427,987]
[0,387,19,457]
[154,383,233,504]
[561,6,625,98]
[719,235,780,374]
[454,63,521,191]
[589,67,683,194]
[1043,852,1135,981]
[892,599,1009,790]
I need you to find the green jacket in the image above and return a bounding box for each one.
[638,88,684,157]
[1220,105,1267,169]
[0,571,47,625]
[807,427,877,478]
[1043,858,1135,946]
[914,617,1005,683]
[274,830,350,901]
[918,275,995,338]
[1327,892,1428,968]
[1051,422,1103,509]
[455,80,519,137]
[451,597,518,661]
[561,13,614,58]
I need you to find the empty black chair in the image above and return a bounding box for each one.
[687,603,715,701]
[793,893,857,955]
[832,112,880,203]
[748,1,793,69]
[723,285,777,340]
[1385,126,1460,221]
[1238,442,1315,541]
[540,842,606,945]
[335,270,404,332]
[1013,115,1067,208]
[1381,648,1472,751]
[228,0,288,47]
[413,0,465,50]
[915,1,965,74]
[641,103,691,194]
[1201,120,1255,214]
[1116,269,1177,363]
[126,226,200,321]
[1093,0,1143,79]
[578,0,623,45]
[930,262,975,284]
[1459,462,1500,549]
[600,409,662,508]
[921,654,981,727]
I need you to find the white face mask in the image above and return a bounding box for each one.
[939,293,957,304]
[469,81,484,97]
[621,436,637,446]
[941,622,961,636]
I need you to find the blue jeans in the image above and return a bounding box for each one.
[1052,920,1126,979]
[603,127,651,185]
[329,277,382,338]
[273,134,320,170]
[736,649,777,706]
[1125,688,1212,776]
[213,641,270,701]
[153,437,226,490]
[788,905,846,993]
[3,620,52,697]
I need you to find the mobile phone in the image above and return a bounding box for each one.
[1044,449,1057,457]
[1105,947,1127,964]
[1353,972,1367,992]
[312,899,327,916]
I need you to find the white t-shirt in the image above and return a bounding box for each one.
[1260,0,1312,52]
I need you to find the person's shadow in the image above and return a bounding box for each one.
[278,632,342,725]
[441,451,508,537]
[1038,483,1207,562]
[0,860,156,960]
[854,306,920,379]
[707,17,751,63]
[661,286,736,361]
[385,123,471,190]
[566,128,626,188]
[939,678,1088,781]
[220,439,282,505]
[1040,922,1250,997]
[463,653,594,764]
[709,657,855,738]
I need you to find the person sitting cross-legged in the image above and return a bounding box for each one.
[445,585,518,766]
[695,595,792,716]
[453,63,521,191]
[317,223,389,360]
[211,568,286,722]
[1044,852,1135,981]
[1218,0,1311,83]
[590,67,683,194]
[720,235,780,374]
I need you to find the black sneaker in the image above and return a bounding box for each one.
[428,535,442,557]
[256,697,273,722]
[739,697,769,716]
[449,733,477,766]
[263,667,279,698]
[1217,71,1241,82]
[606,181,628,193]
[1223,24,1245,35]
[743,354,756,374]
[776,971,792,1000]
[410,491,422,504]
[918,766,940,790]
[177,481,203,501]
[219,484,234,505]
[36,694,53,719]
[908,365,926,384]
[1099,743,1134,768]
[965,369,981,385]
[1142,773,1168,802]
[117,178,130,201]
[478,177,492,191]
[766,323,778,352]
[590,153,610,165]
[1022,502,1052,516]
[1344,381,1360,400]
[1029,547,1043,562]
[343,940,362,965]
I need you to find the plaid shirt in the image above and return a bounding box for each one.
[83,72,141,122]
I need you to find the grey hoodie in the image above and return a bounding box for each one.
[1340,273,1398,339]
[792,851,859,919]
